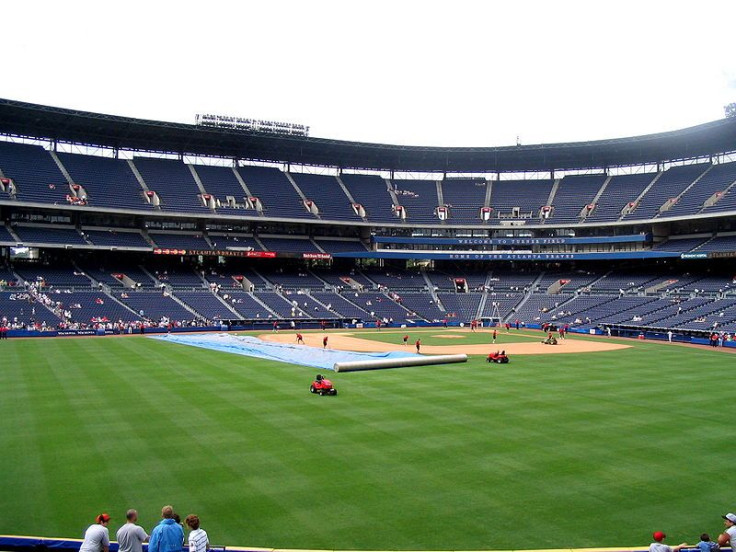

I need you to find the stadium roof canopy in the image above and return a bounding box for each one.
[0,98,735,174]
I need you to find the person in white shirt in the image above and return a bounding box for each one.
[185,514,209,552]
[116,509,149,552]
[79,513,111,552]
[718,513,736,547]
[649,531,688,552]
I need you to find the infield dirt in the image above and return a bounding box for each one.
[260,329,631,355]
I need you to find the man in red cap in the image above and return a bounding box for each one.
[649,531,688,552]
[718,513,736,547]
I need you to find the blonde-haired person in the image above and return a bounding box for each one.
[185,514,209,552]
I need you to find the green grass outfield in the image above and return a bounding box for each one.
[0,329,734,550]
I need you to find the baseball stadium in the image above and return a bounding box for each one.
[4,11,736,547]
[1,95,736,552]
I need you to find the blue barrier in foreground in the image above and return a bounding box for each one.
[3,534,725,552]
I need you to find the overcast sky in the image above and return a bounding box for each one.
[2,0,735,147]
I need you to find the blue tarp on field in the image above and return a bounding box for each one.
[150,333,421,370]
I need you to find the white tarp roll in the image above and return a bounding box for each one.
[333,353,468,372]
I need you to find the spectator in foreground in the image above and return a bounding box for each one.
[149,505,185,552]
[79,513,111,552]
[185,514,209,552]
[718,513,736,548]
[650,531,688,552]
[173,512,184,533]
[116,509,148,552]
[696,533,719,552]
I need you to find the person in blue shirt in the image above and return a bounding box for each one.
[697,533,720,552]
[148,505,184,552]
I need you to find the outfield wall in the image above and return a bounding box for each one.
[0,535,676,552]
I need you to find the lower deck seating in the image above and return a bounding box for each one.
[59,291,138,323]
[396,293,445,321]
[254,291,311,318]
[175,292,234,320]
[438,293,482,320]
[221,291,275,319]
[310,292,369,319]
[14,265,91,288]
[2,261,735,332]
[0,291,61,326]
[280,291,339,319]
[344,291,417,321]
[117,292,195,321]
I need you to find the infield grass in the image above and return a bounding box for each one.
[0,331,733,550]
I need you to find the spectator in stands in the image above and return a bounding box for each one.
[80,513,111,552]
[148,505,185,552]
[116,509,148,552]
[696,533,719,552]
[649,531,687,552]
[185,515,208,552]
[718,513,736,548]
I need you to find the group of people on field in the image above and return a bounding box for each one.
[79,506,208,552]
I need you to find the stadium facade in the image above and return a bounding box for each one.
[0,98,735,337]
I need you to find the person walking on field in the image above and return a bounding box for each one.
[296,333,304,344]
[415,338,421,353]
[149,506,184,552]
[116,510,148,552]
[492,329,497,344]
[80,514,112,552]
[323,335,328,349]
[403,334,409,346]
